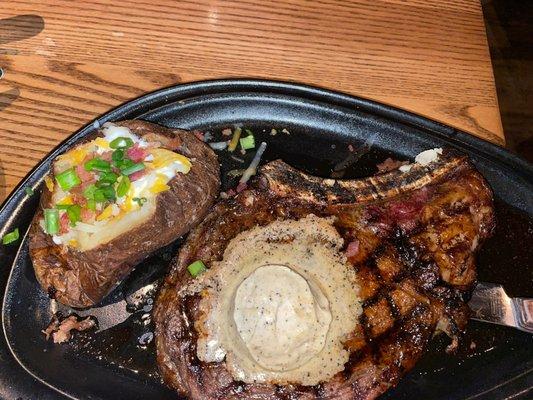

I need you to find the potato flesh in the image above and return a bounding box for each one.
[49,136,160,252]
[76,199,155,251]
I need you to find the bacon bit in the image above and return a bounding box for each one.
[348,144,355,152]
[59,212,70,234]
[129,170,146,182]
[193,131,205,141]
[127,144,148,163]
[80,178,96,191]
[76,163,93,182]
[42,315,96,344]
[346,239,360,258]
[100,151,113,162]
[236,182,247,193]
[81,208,94,222]
[376,158,409,174]
[71,192,88,206]
[222,128,233,136]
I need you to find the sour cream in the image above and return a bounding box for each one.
[101,122,149,148]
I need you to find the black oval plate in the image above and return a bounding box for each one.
[1,80,532,400]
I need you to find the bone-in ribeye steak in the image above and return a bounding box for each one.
[154,151,494,400]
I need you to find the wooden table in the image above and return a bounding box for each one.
[0,0,503,202]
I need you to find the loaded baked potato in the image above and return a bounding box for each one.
[29,120,220,308]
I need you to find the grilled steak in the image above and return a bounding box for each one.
[154,151,494,400]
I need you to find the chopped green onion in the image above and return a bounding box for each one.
[94,189,107,203]
[85,181,115,202]
[109,137,134,149]
[121,162,145,176]
[114,158,134,170]
[83,184,98,199]
[112,149,124,163]
[66,204,82,226]
[55,168,81,191]
[2,228,19,245]
[228,127,242,152]
[55,204,81,225]
[85,185,96,197]
[187,260,207,277]
[84,184,106,203]
[240,134,255,150]
[132,197,147,207]
[25,187,34,196]
[84,158,111,172]
[116,175,131,197]
[96,172,119,187]
[86,199,96,211]
[44,209,59,235]
[100,185,116,201]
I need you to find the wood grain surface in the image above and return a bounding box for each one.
[0,0,503,202]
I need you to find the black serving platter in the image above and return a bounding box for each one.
[1,80,532,400]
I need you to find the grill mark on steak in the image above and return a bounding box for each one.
[154,151,495,400]
[385,293,401,321]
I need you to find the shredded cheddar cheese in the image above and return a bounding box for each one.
[120,196,134,212]
[44,176,54,192]
[150,174,171,194]
[59,146,88,165]
[149,148,191,171]
[94,137,110,149]
[57,195,74,205]
[97,204,114,221]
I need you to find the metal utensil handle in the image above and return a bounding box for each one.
[513,298,533,334]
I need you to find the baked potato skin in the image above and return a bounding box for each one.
[29,120,220,308]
